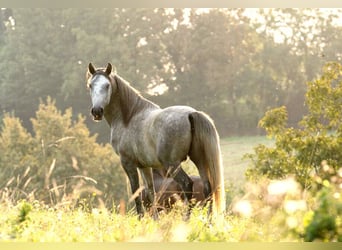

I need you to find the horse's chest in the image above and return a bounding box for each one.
[111,128,162,169]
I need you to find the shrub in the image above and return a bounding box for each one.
[244,62,342,241]
[0,98,126,209]
[301,163,342,241]
[246,62,342,189]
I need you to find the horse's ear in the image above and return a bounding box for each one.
[105,63,112,75]
[88,63,96,75]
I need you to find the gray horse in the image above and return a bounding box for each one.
[86,63,225,218]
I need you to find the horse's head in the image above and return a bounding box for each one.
[86,63,114,121]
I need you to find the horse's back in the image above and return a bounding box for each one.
[162,105,196,113]
[151,106,196,127]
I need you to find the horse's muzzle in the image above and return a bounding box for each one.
[91,107,104,121]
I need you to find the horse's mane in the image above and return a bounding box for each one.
[113,74,159,125]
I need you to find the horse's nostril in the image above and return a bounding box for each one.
[91,107,104,120]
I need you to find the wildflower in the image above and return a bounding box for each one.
[286,216,298,229]
[284,200,307,214]
[170,223,190,241]
[333,192,340,199]
[233,200,253,218]
[267,178,300,196]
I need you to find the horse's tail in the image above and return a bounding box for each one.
[188,112,225,217]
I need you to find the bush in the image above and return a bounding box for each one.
[301,163,342,241]
[0,113,37,202]
[244,62,342,241]
[0,98,126,209]
[246,62,342,188]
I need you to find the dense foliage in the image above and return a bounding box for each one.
[246,62,342,187]
[1,9,342,139]
[0,98,126,208]
[246,62,342,241]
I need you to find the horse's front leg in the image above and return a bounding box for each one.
[120,157,144,218]
[140,168,159,220]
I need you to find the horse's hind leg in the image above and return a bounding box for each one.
[189,151,213,213]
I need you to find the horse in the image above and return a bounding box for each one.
[141,169,205,210]
[85,63,225,218]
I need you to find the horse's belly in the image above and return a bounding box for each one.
[133,138,163,169]
[139,153,163,169]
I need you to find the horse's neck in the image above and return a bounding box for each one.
[104,91,122,126]
[109,75,159,126]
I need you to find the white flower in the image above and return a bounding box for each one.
[286,216,298,229]
[233,200,253,218]
[267,178,300,196]
[284,200,307,214]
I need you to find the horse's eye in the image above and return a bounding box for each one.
[105,83,110,90]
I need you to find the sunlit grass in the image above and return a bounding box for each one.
[0,136,282,242]
[1,170,339,242]
[0,191,298,242]
[221,136,274,184]
[1,136,339,242]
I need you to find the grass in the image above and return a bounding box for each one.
[1,136,305,242]
[220,136,273,184]
[0,200,289,242]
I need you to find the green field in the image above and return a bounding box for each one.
[1,136,302,242]
[2,135,339,242]
[221,136,273,183]
[0,135,340,242]
[184,136,273,188]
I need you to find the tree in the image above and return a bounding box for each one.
[0,98,126,208]
[0,9,174,141]
[157,9,264,134]
[246,62,342,188]
[0,113,36,201]
[2,8,342,138]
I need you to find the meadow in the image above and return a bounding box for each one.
[0,136,308,242]
[220,136,274,184]
[1,133,341,242]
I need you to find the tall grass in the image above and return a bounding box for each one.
[0,200,287,242]
[0,175,313,242]
[1,136,340,242]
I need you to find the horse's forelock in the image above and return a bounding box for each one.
[86,69,116,91]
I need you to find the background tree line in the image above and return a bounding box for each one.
[1,9,342,141]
